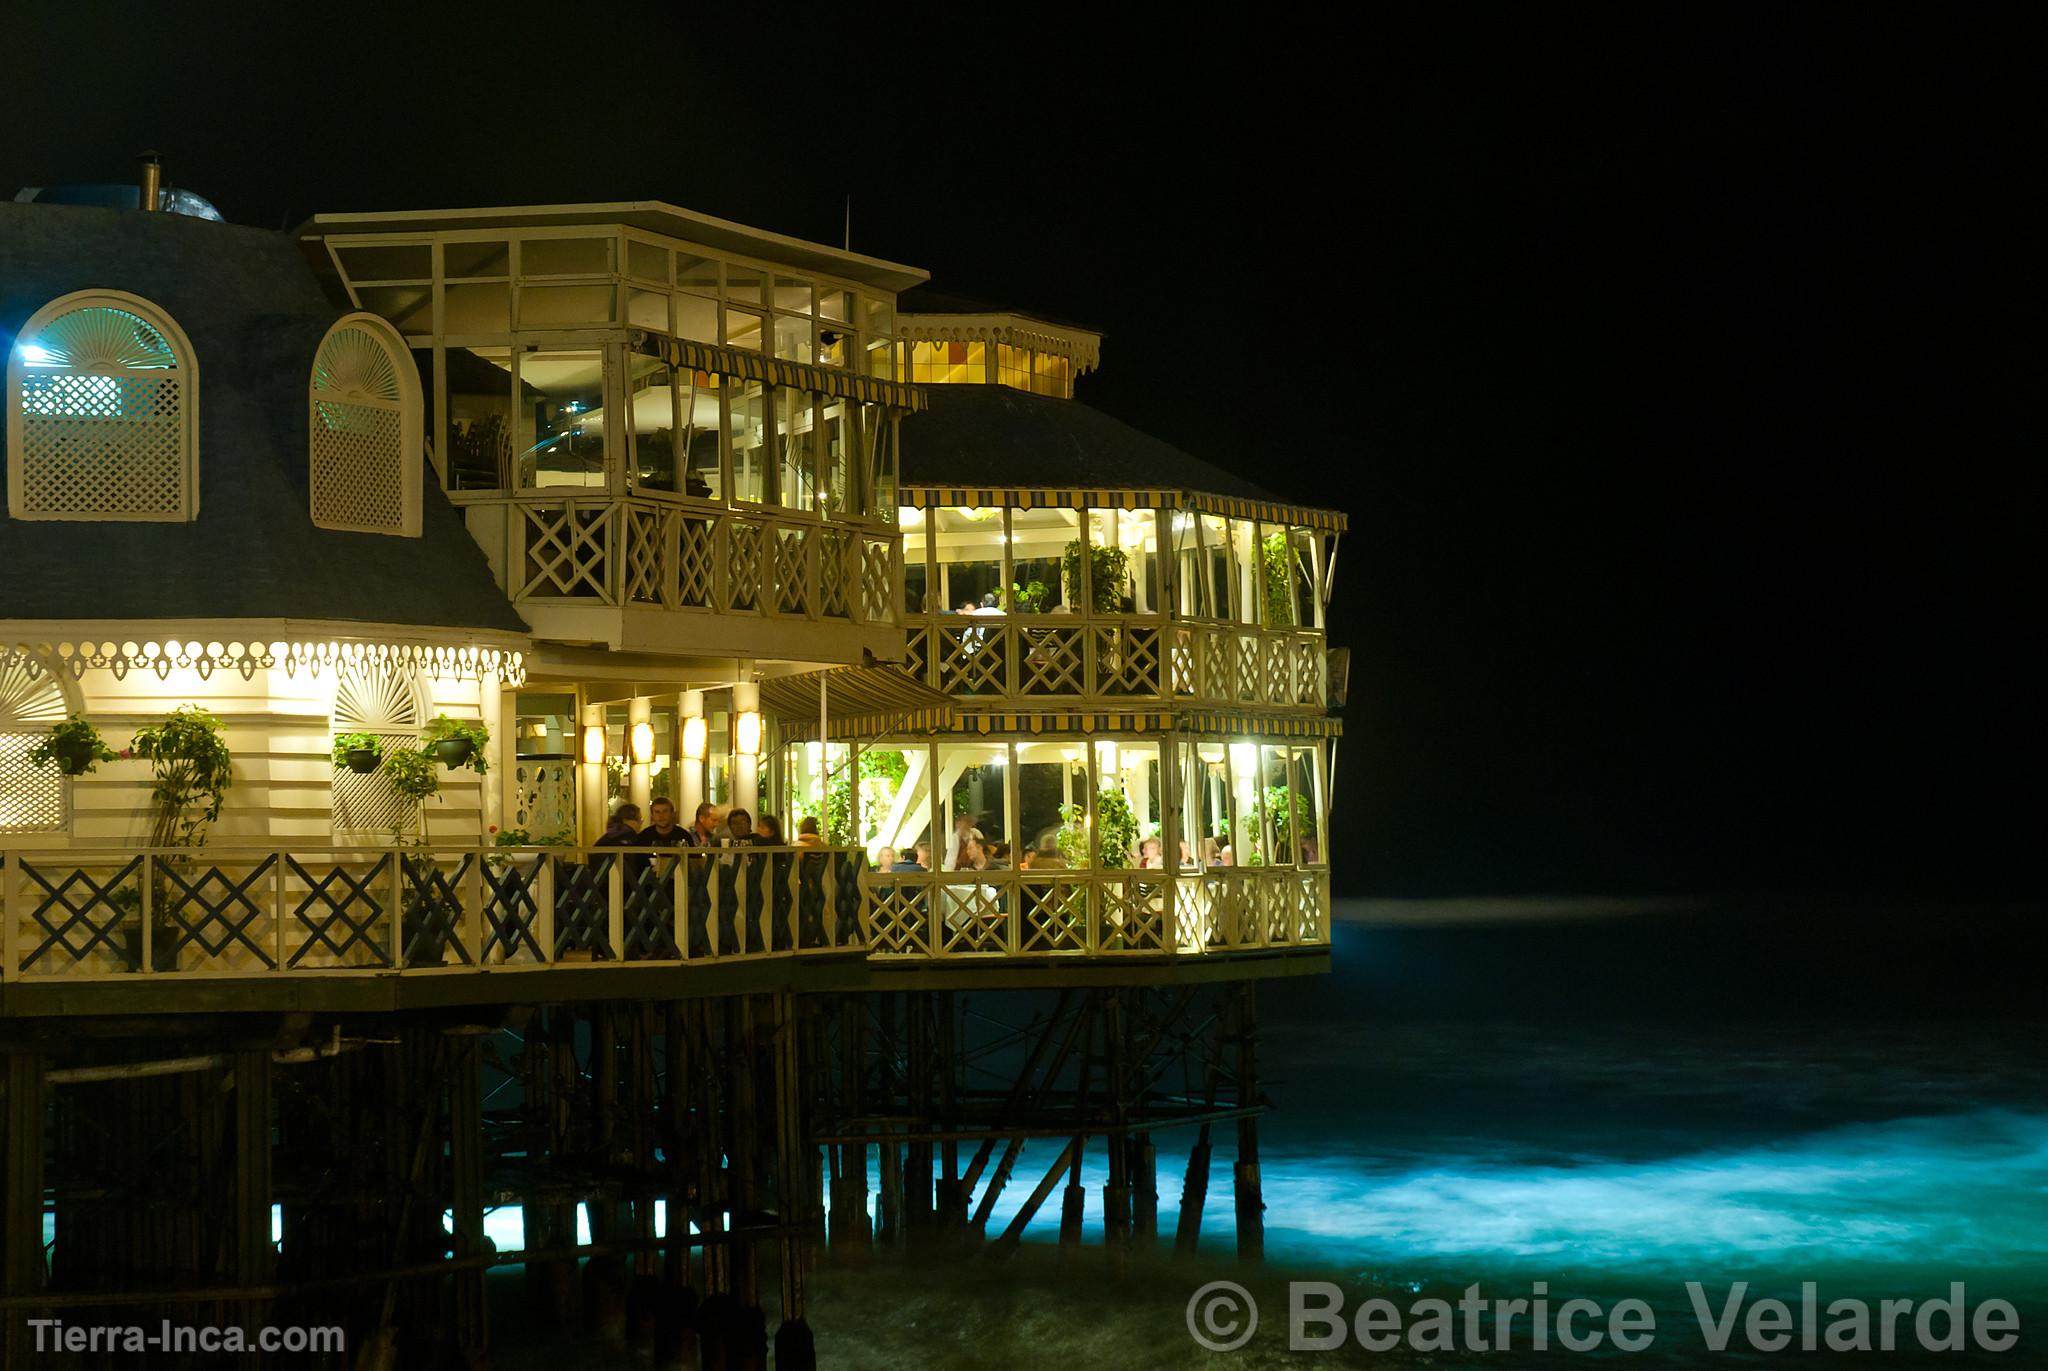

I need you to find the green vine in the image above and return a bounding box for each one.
[1260,531,1296,628]
[129,706,233,850]
[383,747,441,805]
[1061,539,1132,615]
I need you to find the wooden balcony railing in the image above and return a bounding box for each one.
[860,866,1329,959]
[0,845,870,981]
[468,494,899,626]
[904,617,1327,710]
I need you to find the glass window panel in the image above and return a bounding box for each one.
[772,276,814,314]
[818,395,855,517]
[520,237,614,276]
[681,371,722,499]
[518,285,616,328]
[1229,519,1259,624]
[1179,740,1233,868]
[865,741,931,860]
[1259,745,1301,865]
[935,507,1005,613]
[336,243,430,281]
[1085,507,1158,615]
[1290,529,1321,628]
[724,307,765,353]
[445,346,514,490]
[868,335,894,379]
[819,288,853,323]
[725,263,763,305]
[1197,515,1231,620]
[938,741,1009,869]
[442,281,511,334]
[777,389,814,512]
[517,348,607,489]
[900,505,929,613]
[625,288,669,333]
[996,343,1031,391]
[1095,740,1160,870]
[1032,352,1072,397]
[354,284,433,333]
[817,325,852,370]
[627,353,680,493]
[863,405,895,521]
[863,295,894,339]
[1255,525,1296,628]
[443,240,511,277]
[727,381,769,503]
[677,253,720,295]
[1172,512,1208,617]
[626,239,669,283]
[1016,739,1086,866]
[675,293,717,343]
[1008,507,1080,614]
[773,313,813,364]
[705,706,731,805]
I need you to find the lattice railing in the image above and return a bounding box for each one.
[467,494,901,626]
[2,845,873,981]
[859,866,1328,961]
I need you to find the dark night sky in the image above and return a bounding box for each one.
[2,6,2036,899]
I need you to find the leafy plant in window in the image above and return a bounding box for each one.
[421,714,490,773]
[130,706,233,850]
[1261,783,1312,863]
[1259,532,1296,628]
[1055,802,1090,868]
[1061,540,1132,615]
[28,716,116,777]
[1092,786,1141,870]
[1008,579,1051,614]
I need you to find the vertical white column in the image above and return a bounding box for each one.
[579,699,605,846]
[480,683,506,838]
[677,689,705,822]
[628,694,653,811]
[732,680,760,816]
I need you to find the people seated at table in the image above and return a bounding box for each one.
[633,798,692,847]
[794,816,827,848]
[890,842,931,872]
[755,814,785,846]
[597,803,642,847]
[1138,837,1163,869]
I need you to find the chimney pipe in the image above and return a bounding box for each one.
[137,151,162,212]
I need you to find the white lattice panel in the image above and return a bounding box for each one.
[677,515,717,607]
[0,734,66,834]
[17,374,185,515]
[331,661,425,838]
[311,400,405,531]
[513,761,577,842]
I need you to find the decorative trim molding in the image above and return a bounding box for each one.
[0,621,525,685]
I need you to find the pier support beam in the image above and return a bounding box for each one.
[1233,983,1265,1264]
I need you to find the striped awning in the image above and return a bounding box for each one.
[758,664,954,743]
[634,333,927,411]
[945,709,1341,739]
[900,484,1345,533]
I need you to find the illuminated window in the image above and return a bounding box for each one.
[910,340,987,385]
[995,344,1032,392]
[308,314,422,536]
[1031,352,1073,398]
[6,291,198,521]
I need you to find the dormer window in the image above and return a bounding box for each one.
[308,313,422,536]
[5,290,198,521]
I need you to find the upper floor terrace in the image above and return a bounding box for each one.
[300,204,930,660]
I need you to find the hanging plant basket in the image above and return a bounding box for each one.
[51,738,102,776]
[431,736,476,769]
[343,748,383,775]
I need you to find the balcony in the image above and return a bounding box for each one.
[904,616,1327,711]
[862,865,1329,959]
[459,493,901,657]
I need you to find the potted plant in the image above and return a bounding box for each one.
[331,732,385,775]
[29,716,117,776]
[422,714,490,772]
[130,705,233,851]
[1009,579,1050,614]
[1060,539,1132,615]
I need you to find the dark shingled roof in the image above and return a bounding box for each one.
[0,202,527,635]
[900,385,1292,505]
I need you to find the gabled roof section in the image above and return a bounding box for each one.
[898,386,1345,530]
[300,202,930,294]
[0,202,529,634]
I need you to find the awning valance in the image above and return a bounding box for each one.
[758,664,955,743]
[950,709,1341,739]
[899,485,1345,533]
[633,333,927,411]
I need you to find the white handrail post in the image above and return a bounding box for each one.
[140,853,155,975]
[672,854,688,962]
[1,851,17,982]
[607,857,626,962]
[273,848,287,971]
[536,855,557,964]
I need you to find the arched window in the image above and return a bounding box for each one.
[0,651,79,836]
[331,659,426,839]
[308,313,422,536]
[5,291,199,521]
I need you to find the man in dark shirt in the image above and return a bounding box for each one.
[635,798,692,848]
[890,841,932,872]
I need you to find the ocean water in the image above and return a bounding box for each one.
[495,898,2047,1367]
